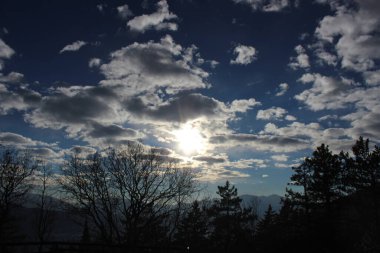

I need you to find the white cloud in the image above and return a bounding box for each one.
[59,41,87,54]
[257,107,294,121]
[209,60,219,68]
[232,0,290,12]
[0,38,15,70]
[0,38,14,59]
[230,44,257,65]
[363,70,380,86]
[261,121,353,152]
[289,45,310,70]
[228,98,261,113]
[342,107,380,142]
[295,73,355,111]
[318,114,338,122]
[0,72,24,83]
[315,0,380,72]
[194,153,266,181]
[315,48,338,66]
[274,162,300,168]
[271,154,288,162]
[275,82,289,96]
[89,58,101,68]
[0,132,61,163]
[0,83,41,115]
[127,0,177,33]
[117,4,133,19]
[210,132,310,153]
[100,35,210,95]
[285,115,297,121]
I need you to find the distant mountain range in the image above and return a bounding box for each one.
[8,193,282,242]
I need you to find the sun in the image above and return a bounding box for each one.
[173,123,205,155]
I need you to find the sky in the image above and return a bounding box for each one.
[1,0,380,196]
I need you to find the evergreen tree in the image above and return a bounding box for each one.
[308,144,343,211]
[174,201,208,251]
[209,181,254,252]
[285,161,313,213]
[255,204,277,235]
[351,137,380,246]
[351,137,380,190]
[287,144,343,212]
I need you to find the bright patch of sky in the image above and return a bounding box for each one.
[1,0,379,195]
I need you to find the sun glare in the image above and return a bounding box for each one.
[173,124,205,155]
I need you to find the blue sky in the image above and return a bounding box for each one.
[1,0,380,196]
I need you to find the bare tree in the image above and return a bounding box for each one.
[34,164,56,248]
[0,147,37,241]
[59,142,197,247]
[106,143,197,246]
[59,151,120,243]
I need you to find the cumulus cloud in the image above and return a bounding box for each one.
[0,83,41,115]
[0,38,14,59]
[271,154,288,162]
[232,0,290,12]
[296,70,380,143]
[210,133,310,152]
[285,115,297,121]
[0,38,15,70]
[124,93,223,123]
[89,58,101,68]
[88,123,139,139]
[6,34,260,156]
[193,153,266,181]
[295,73,355,111]
[0,132,59,161]
[59,40,87,54]
[363,70,380,86]
[0,132,40,146]
[127,0,177,33]
[100,35,209,95]
[117,4,133,19]
[262,121,353,152]
[314,48,338,66]
[230,44,258,65]
[275,83,289,96]
[256,107,295,121]
[0,72,24,83]
[227,98,261,113]
[289,45,310,70]
[25,86,119,132]
[208,118,354,154]
[315,0,380,72]
[342,106,380,142]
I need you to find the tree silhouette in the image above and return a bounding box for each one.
[0,148,37,241]
[209,181,255,252]
[174,200,208,251]
[59,142,197,247]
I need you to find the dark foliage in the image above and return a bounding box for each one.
[1,137,380,253]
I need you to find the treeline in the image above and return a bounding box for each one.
[0,138,379,253]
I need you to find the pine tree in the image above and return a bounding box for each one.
[256,205,277,235]
[209,181,254,252]
[287,144,343,213]
[175,201,208,251]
